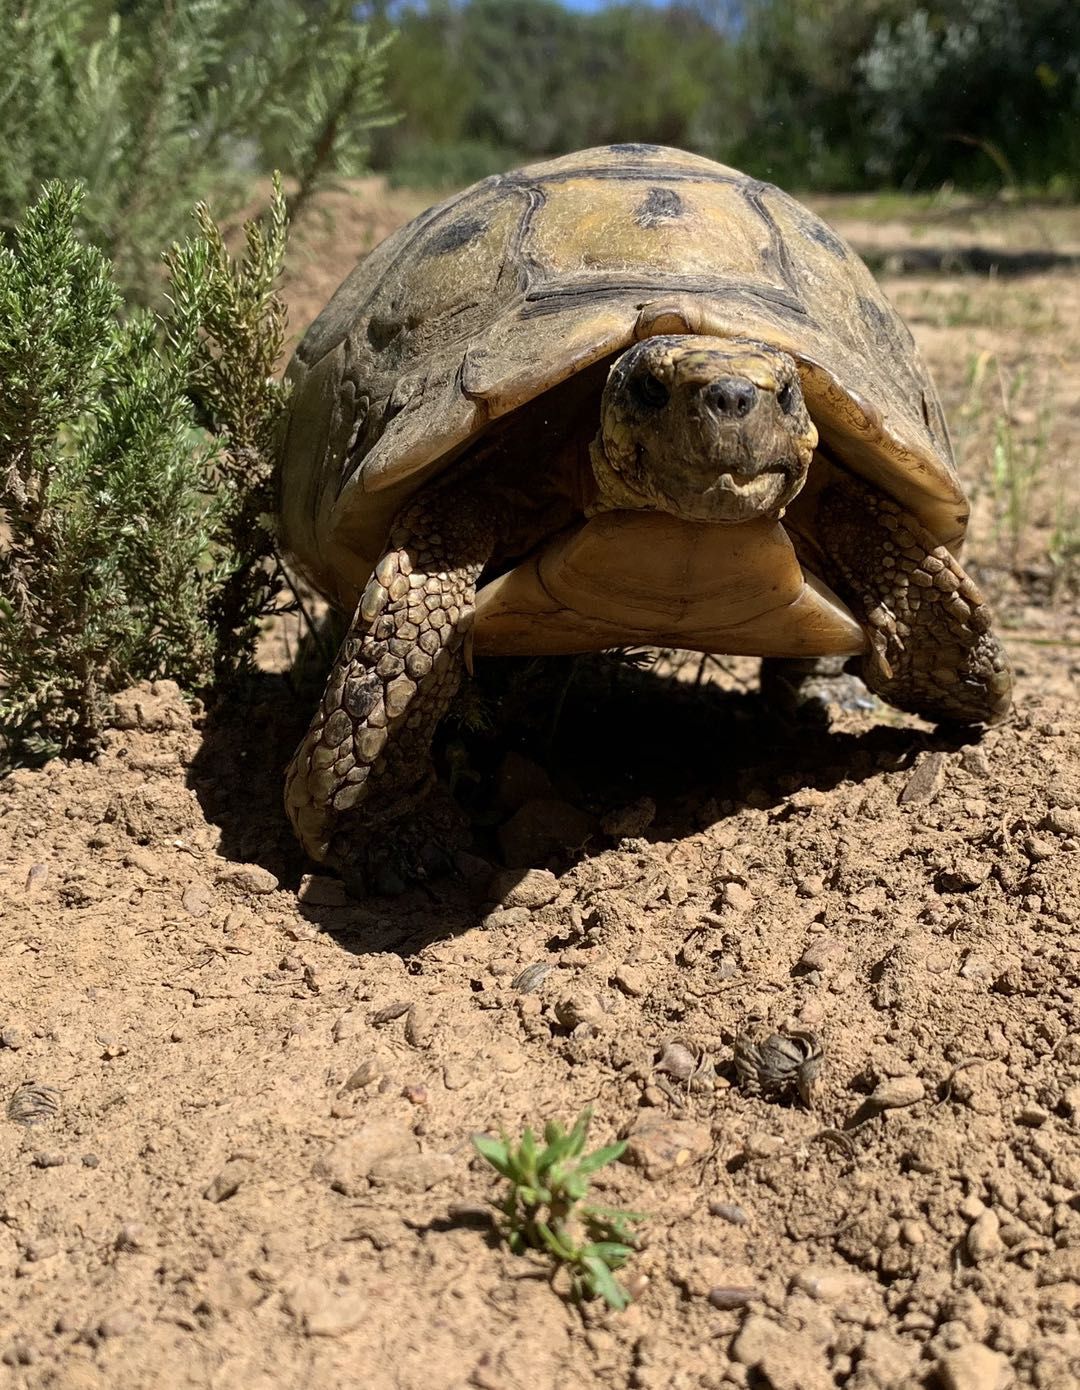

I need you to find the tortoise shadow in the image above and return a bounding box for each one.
[185,654,971,957]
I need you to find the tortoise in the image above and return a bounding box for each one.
[277,144,1012,879]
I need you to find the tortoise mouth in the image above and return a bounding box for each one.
[472,510,867,661]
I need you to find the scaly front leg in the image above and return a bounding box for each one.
[285,488,496,880]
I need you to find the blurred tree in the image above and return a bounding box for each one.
[0,0,392,301]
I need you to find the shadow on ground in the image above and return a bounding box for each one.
[186,653,968,956]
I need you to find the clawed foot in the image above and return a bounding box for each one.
[329,785,473,897]
[760,656,875,725]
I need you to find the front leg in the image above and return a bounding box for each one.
[285,488,496,876]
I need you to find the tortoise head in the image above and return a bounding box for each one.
[590,335,817,524]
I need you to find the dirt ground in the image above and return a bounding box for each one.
[2,182,1079,1390]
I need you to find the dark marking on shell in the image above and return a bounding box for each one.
[799,217,848,258]
[425,216,489,257]
[859,294,894,344]
[520,275,808,320]
[608,143,663,155]
[501,163,739,188]
[634,187,686,228]
[740,181,799,295]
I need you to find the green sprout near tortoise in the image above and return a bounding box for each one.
[472,1107,645,1309]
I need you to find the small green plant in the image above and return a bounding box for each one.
[473,1108,644,1309]
[0,178,290,765]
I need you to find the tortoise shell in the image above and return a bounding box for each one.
[278,144,962,608]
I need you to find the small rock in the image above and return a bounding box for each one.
[708,1286,758,1310]
[332,1011,362,1043]
[402,1083,428,1106]
[497,797,593,867]
[1016,1104,1049,1127]
[797,936,845,974]
[481,906,531,931]
[297,874,348,907]
[722,882,754,914]
[203,1161,251,1203]
[1,1026,25,1050]
[339,1059,383,1092]
[1042,806,1080,837]
[554,992,606,1031]
[899,752,946,805]
[613,965,646,997]
[935,1344,1009,1390]
[97,1310,139,1339]
[622,1116,711,1179]
[959,745,991,778]
[966,1208,1003,1263]
[709,1200,749,1225]
[869,1076,925,1111]
[791,1266,874,1304]
[31,1152,65,1168]
[124,847,162,877]
[114,1223,144,1252]
[181,882,213,918]
[286,1278,366,1338]
[742,1132,784,1160]
[795,874,826,898]
[313,1122,417,1196]
[1024,835,1055,862]
[367,1150,455,1192]
[24,1237,59,1262]
[216,863,279,895]
[404,1006,433,1049]
[492,868,560,910]
[937,858,992,892]
[511,962,551,994]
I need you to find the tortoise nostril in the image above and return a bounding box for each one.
[705,377,757,417]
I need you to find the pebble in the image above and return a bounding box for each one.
[492,867,560,910]
[722,882,754,914]
[708,1286,758,1310]
[124,847,162,876]
[709,1200,749,1225]
[1024,835,1055,862]
[331,1011,363,1043]
[1016,1104,1049,1127]
[1042,806,1080,837]
[622,1116,711,1179]
[203,1161,251,1203]
[935,1344,1009,1390]
[31,1151,65,1168]
[742,1132,784,1159]
[797,936,845,974]
[613,965,646,997]
[481,907,531,931]
[216,863,279,894]
[1,1026,25,1050]
[286,1278,366,1338]
[899,752,946,804]
[511,962,551,994]
[966,1208,1003,1263]
[313,1121,417,1196]
[97,1310,139,1339]
[554,992,606,1031]
[181,882,213,918]
[868,1075,925,1110]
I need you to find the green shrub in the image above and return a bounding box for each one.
[0,180,289,766]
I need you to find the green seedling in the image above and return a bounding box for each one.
[473,1108,644,1309]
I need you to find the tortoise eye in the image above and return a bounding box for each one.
[632,371,670,410]
[777,381,797,414]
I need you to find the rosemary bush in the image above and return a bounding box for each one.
[0,180,290,765]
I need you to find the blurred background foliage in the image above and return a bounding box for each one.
[367,0,1079,195]
[2,0,1076,299]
